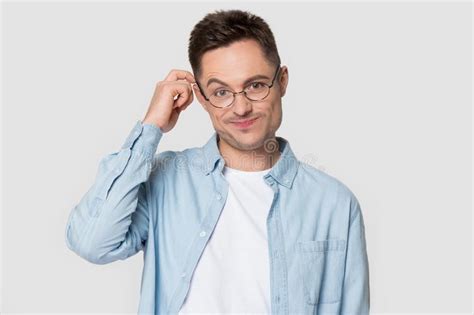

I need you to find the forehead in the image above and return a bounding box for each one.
[199,39,274,85]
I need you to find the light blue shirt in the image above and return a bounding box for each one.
[65,120,370,314]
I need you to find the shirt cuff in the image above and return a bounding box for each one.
[121,120,163,159]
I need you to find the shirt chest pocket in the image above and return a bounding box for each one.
[297,239,346,305]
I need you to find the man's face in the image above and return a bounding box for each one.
[193,39,289,152]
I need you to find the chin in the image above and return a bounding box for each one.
[231,131,267,151]
[217,122,271,151]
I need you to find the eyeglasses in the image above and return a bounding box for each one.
[194,64,281,109]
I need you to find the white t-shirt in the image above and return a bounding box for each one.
[178,165,275,314]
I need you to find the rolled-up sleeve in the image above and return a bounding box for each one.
[65,120,163,264]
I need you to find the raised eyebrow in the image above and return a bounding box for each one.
[206,74,271,88]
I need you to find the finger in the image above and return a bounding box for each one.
[180,91,194,110]
[166,81,192,105]
[179,82,193,105]
[164,69,196,84]
[173,87,192,109]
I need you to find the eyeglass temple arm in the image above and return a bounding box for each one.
[269,64,281,87]
[193,81,210,101]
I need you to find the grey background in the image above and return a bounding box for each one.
[2,1,472,313]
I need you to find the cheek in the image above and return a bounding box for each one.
[268,102,282,127]
[210,111,226,127]
[266,101,278,116]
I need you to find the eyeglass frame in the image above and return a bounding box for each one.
[193,63,281,109]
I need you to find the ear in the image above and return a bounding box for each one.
[278,66,289,97]
[192,83,209,113]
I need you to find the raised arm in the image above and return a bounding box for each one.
[64,121,162,264]
[65,68,197,264]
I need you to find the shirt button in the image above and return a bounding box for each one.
[216,193,222,200]
[199,231,207,237]
[180,272,186,278]
[284,178,290,184]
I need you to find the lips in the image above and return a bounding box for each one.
[230,117,258,124]
[230,117,259,129]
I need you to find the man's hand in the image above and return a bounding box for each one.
[142,69,196,133]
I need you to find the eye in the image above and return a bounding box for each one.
[248,82,266,90]
[213,89,231,98]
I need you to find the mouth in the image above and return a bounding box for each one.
[230,117,259,129]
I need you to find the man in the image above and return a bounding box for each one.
[65,9,370,315]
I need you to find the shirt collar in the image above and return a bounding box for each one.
[201,131,299,189]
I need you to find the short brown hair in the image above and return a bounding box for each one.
[188,9,281,80]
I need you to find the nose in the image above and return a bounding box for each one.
[231,91,252,116]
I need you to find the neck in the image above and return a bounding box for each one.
[217,136,281,172]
